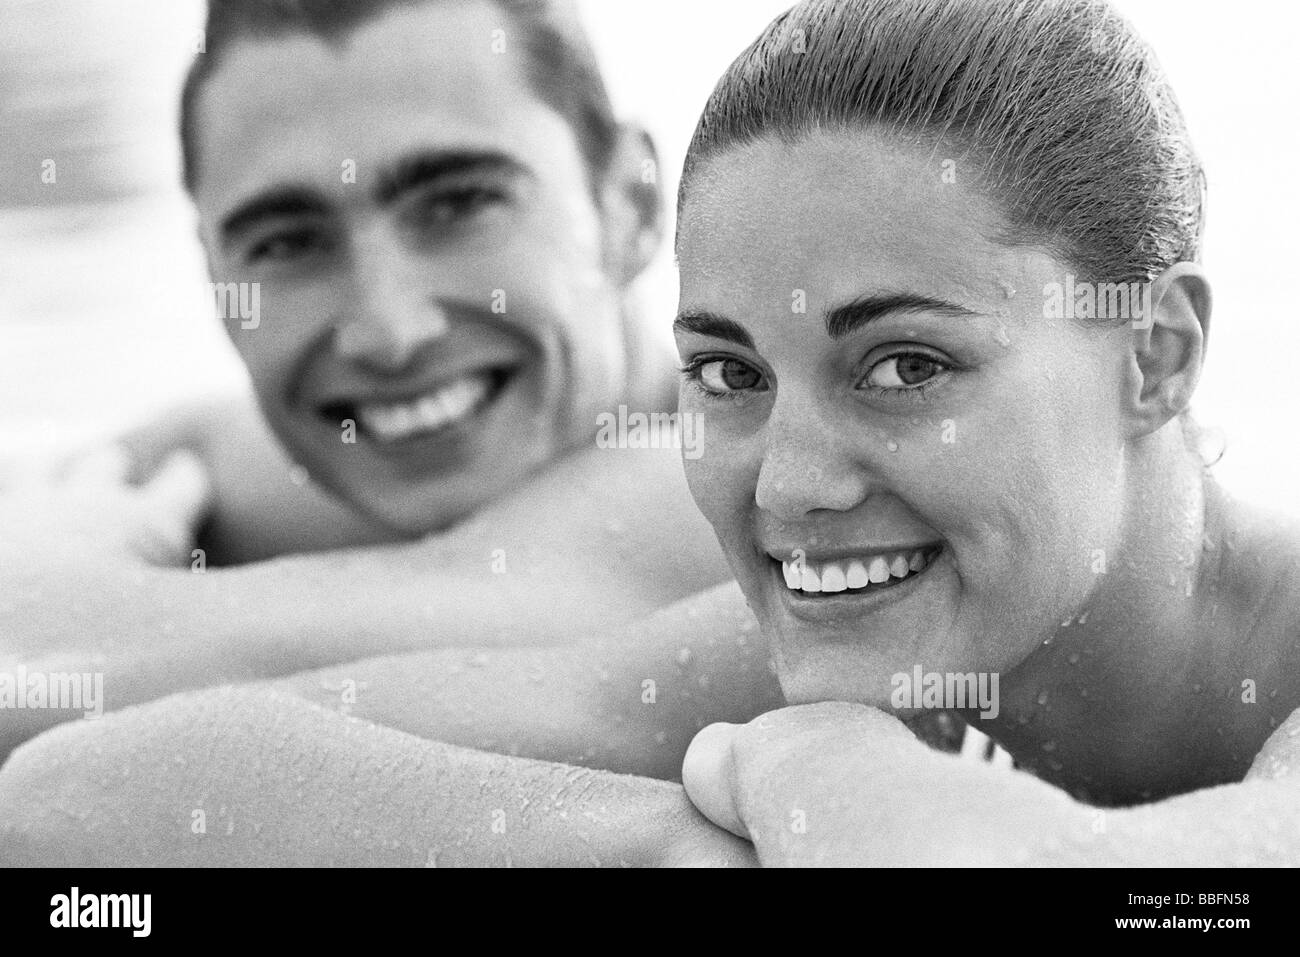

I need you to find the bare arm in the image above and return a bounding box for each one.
[261,582,784,781]
[0,686,755,867]
[2,406,733,751]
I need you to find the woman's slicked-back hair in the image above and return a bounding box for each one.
[681,0,1205,286]
[180,0,618,194]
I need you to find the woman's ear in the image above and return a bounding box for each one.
[597,124,664,287]
[1124,262,1212,438]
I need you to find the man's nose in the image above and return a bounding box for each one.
[335,243,450,371]
[753,397,875,521]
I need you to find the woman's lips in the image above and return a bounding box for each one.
[766,544,945,620]
[778,546,942,594]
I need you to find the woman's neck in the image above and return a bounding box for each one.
[983,425,1293,804]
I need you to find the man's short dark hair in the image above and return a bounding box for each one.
[180,0,619,194]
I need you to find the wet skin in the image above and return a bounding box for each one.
[193,0,649,535]
[675,130,1300,805]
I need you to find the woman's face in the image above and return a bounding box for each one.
[676,131,1134,708]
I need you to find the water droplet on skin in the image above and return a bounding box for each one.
[1042,740,1057,752]
[1076,610,1089,625]
[1042,636,1053,645]
[1036,691,1049,706]
[994,324,1011,347]
[886,440,899,453]
[1061,617,1073,627]
[910,417,922,427]
[998,279,1017,299]
[1269,689,1278,699]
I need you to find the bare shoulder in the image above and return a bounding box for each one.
[1216,489,1300,623]
[445,444,733,596]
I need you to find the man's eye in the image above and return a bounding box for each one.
[697,358,765,393]
[417,188,506,228]
[246,229,328,265]
[863,354,947,390]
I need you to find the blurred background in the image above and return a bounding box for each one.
[0,0,1295,508]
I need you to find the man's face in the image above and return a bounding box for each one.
[676,131,1131,710]
[193,1,630,533]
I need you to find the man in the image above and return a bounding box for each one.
[0,0,766,761]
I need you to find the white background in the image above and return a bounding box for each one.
[0,0,1295,510]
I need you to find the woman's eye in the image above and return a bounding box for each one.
[863,354,947,390]
[696,358,765,393]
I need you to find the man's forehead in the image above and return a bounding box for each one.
[191,1,559,214]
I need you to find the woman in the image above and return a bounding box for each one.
[675,0,1300,865]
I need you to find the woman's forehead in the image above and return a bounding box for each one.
[677,135,1055,322]
[678,133,1024,280]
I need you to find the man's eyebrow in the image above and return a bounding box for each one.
[825,293,982,340]
[219,188,329,249]
[373,149,532,206]
[673,311,756,350]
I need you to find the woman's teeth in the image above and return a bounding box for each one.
[356,373,494,443]
[780,549,936,594]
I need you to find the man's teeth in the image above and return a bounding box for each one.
[780,549,936,594]
[356,374,493,442]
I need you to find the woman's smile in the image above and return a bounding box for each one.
[765,542,946,623]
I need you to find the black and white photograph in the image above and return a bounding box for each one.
[0,0,1293,928]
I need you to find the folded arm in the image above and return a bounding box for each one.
[0,686,755,867]
[2,402,734,753]
[261,582,783,780]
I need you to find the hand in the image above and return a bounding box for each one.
[681,702,918,865]
[0,448,213,758]
[0,445,212,568]
[656,813,759,868]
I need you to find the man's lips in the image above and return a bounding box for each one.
[316,365,519,444]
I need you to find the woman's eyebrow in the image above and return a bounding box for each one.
[826,293,981,340]
[673,311,755,349]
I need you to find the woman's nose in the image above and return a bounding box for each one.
[335,244,450,371]
[753,404,874,521]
